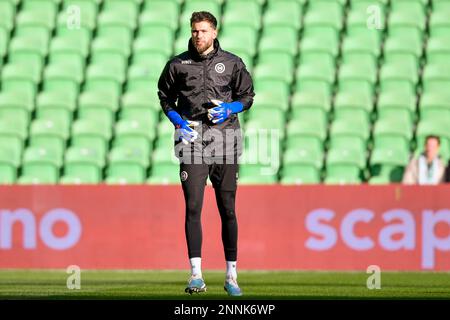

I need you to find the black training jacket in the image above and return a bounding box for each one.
[157,38,255,158]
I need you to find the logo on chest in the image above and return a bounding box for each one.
[215,63,225,73]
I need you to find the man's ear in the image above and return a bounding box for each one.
[213,28,218,39]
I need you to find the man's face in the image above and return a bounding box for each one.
[191,21,217,54]
[425,137,440,159]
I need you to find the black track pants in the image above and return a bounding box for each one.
[180,161,238,261]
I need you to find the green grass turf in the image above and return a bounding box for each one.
[0,270,449,299]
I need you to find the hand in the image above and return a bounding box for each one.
[175,120,199,145]
[207,100,243,124]
[166,110,200,145]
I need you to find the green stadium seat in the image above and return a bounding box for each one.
[147,163,180,185]
[291,90,331,112]
[254,52,294,84]
[127,62,162,85]
[98,10,136,33]
[383,34,423,61]
[57,6,96,35]
[2,61,42,87]
[0,1,15,32]
[102,0,138,20]
[29,119,69,157]
[283,145,323,168]
[43,61,84,95]
[65,145,106,170]
[0,146,18,184]
[16,11,55,32]
[128,52,169,73]
[341,35,381,59]
[426,36,450,64]
[251,91,289,112]
[238,164,278,184]
[222,0,262,30]
[422,63,450,93]
[254,80,290,109]
[63,146,104,183]
[325,147,366,184]
[258,26,298,56]
[50,31,91,61]
[338,60,377,90]
[106,146,149,184]
[303,0,344,31]
[35,108,72,133]
[22,0,57,17]
[295,63,335,91]
[329,119,369,153]
[379,60,419,89]
[37,90,77,113]
[220,26,258,57]
[140,0,179,31]
[114,119,156,155]
[92,35,131,61]
[369,147,409,183]
[347,0,387,30]
[300,27,340,58]
[429,9,450,38]
[78,90,119,127]
[19,146,61,184]
[333,91,374,123]
[372,118,413,153]
[157,120,174,137]
[280,164,321,184]
[119,104,159,126]
[9,28,50,61]
[151,146,177,165]
[134,27,174,57]
[264,0,303,30]
[377,91,416,124]
[121,90,160,111]
[286,117,327,142]
[181,0,221,24]
[388,10,426,36]
[71,119,112,157]
[0,90,34,124]
[84,63,125,97]
[0,119,26,165]
[419,91,450,122]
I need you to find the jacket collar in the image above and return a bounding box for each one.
[188,38,221,61]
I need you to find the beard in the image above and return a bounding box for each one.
[193,38,214,54]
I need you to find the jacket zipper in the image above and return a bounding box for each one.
[203,59,207,108]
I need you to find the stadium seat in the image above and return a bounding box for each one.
[147,163,180,185]
[264,0,302,30]
[326,145,366,176]
[71,119,112,157]
[106,146,149,184]
[238,164,278,184]
[19,146,61,184]
[63,146,105,183]
[369,147,409,183]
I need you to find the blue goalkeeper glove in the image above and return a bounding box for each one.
[207,99,244,124]
[167,110,199,145]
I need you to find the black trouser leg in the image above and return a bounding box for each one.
[214,188,238,261]
[209,162,239,261]
[180,163,208,259]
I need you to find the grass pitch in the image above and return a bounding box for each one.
[0,270,449,299]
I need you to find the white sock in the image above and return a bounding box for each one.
[190,257,202,278]
[226,261,237,279]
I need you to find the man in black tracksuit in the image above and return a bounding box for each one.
[158,11,254,296]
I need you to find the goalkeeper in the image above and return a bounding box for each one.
[157,11,254,296]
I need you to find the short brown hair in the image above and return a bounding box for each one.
[426,135,441,145]
[190,11,217,29]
